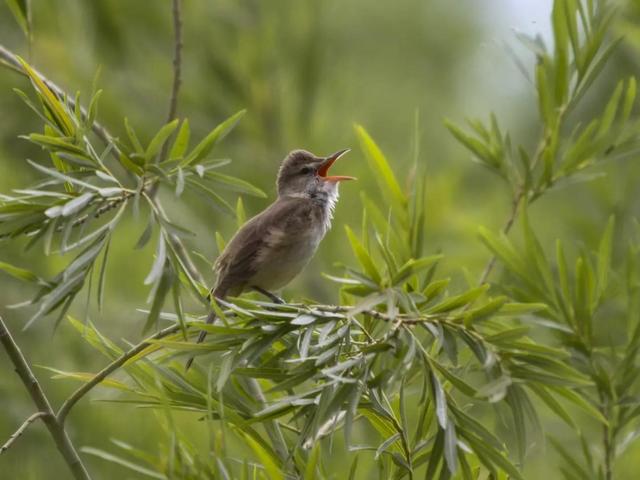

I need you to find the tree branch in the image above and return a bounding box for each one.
[0,411,47,455]
[0,315,91,479]
[55,299,458,428]
[56,323,182,426]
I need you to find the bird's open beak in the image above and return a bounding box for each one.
[317,149,356,182]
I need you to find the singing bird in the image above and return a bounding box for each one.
[186,149,354,367]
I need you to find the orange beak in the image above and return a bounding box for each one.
[317,149,356,182]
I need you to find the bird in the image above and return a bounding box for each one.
[186,148,354,369]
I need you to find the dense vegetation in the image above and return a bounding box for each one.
[2,0,640,478]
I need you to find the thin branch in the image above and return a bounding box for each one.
[166,0,183,125]
[0,315,91,479]
[56,323,182,426]
[0,43,121,161]
[0,411,48,455]
[158,0,183,165]
[477,187,524,285]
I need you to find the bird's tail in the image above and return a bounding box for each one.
[185,286,226,371]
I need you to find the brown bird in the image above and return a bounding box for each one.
[186,149,354,368]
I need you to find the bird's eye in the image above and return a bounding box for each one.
[300,167,313,175]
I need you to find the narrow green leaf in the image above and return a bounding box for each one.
[621,77,637,125]
[428,285,489,314]
[18,57,74,136]
[236,430,283,480]
[0,260,47,285]
[391,255,443,286]
[168,119,190,160]
[597,216,614,300]
[598,80,623,137]
[345,225,382,284]
[205,171,266,198]
[142,266,172,334]
[124,117,144,154]
[145,119,179,163]
[354,124,406,209]
[183,109,246,166]
[304,443,321,480]
[82,447,167,479]
[5,0,29,36]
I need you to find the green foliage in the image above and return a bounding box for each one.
[446,0,640,204]
[0,55,261,332]
[2,0,640,479]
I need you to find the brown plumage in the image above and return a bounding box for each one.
[186,149,353,369]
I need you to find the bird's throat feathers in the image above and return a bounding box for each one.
[284,182,339,233]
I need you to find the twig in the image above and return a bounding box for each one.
[56,323,182,426]
[158,0,183,165]
[166,0,183,125]
[0,315,91,479]
[0,411,47,455]
[477,187,524,285]
[0,43,122,162]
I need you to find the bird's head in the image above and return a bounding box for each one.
[276,149,354,198]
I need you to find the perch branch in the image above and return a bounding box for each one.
[56,300,457,427]
[0,315,91,479]
[0,411,47,455]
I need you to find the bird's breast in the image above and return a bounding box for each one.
[251,217,326,291]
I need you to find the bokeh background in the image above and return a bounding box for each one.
[1,0,640,478]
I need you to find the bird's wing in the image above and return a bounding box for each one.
[213,196,312,296]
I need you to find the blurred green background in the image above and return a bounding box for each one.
[2,0,640,478]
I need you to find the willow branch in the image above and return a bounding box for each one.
[0,411,47,455]
[0,43,121,162]
[166,0,183,124]
[1,42,204,287]
[56,323,182,426]
[0,315,91,479]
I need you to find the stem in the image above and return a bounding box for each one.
[152,0,183,171]
[0,316,91,479]
[166,0,183,125]
[0,43,122,162]
[0,411,47,455]
[158,0,183,165]
[56,323,182,426]
[477,187,524,285]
